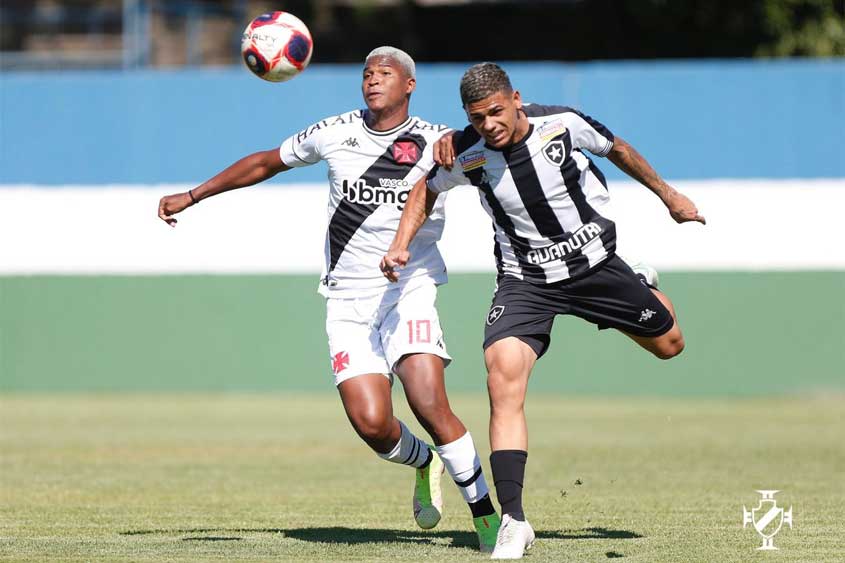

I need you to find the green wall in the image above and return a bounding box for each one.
[1,273,842,395]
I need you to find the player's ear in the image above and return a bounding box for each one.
[513,90,523,109]
[406,77,416,95]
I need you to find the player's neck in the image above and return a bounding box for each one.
[509,113,531,145]
[365,105,410,132]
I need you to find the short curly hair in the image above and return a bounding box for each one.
[459,62,513,106]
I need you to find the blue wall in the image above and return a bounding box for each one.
[1,59,842,184]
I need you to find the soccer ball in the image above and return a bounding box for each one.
[241,11,313,82]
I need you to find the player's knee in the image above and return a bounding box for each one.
[486,369,527,408]
[350,408,392,443]
[654,334,685,360]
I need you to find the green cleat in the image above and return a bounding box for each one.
[413,447,444,529]
[474,512,502,553]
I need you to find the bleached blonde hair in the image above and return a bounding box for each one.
[365,46,416,79]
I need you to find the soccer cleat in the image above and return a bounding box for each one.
[490,514,535,559]
[630,261,660,290]
[474,512,501,553]
[413,447,444,529]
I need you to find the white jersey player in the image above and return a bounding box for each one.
[158,47,501,552]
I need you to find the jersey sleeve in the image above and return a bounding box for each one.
[426,129,475,193]
[565,109,615,157]
[279,123,323,167]
[426,163,468,194]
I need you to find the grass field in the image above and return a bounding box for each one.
[1,393,842,562]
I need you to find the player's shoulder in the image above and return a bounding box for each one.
[451,126,484,156]
[406,115,452,141]
[292,109,364,143]
[522,103,579,119]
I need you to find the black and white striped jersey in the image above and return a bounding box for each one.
[427,104,617,285]
[280,109,450,297]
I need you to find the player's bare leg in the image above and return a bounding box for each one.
[396,352,501,549]
[485,337,535,452]
[338,373,444,529]
[395,353,465,445]
[625,289,685,360]
[484,337,537,559]
[338,374,401,452]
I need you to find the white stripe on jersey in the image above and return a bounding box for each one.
[279,110,452,297]
[428,104,617,284]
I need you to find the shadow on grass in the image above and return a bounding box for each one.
[182,536,242,542]
[122,526,642,548]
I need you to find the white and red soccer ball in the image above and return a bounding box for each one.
[241,11,313,82]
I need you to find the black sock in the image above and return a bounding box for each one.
[468,493,496,518]
[490,450,527,521]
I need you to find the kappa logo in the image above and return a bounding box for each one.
[542,139,565,166]
[332,351,350,374]
[743,490,793,550]
[638,309,656,322]
[392,141,419,164]
[341,137,360,147]
[487,305,505,326]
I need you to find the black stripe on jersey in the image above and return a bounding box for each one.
[455,127,546,281]
[523,104,614,143]
[504,138,591,278]
[587,157,618,254]
[492,222,504,276]
[454,127,482,153]
[465,167,547,283]
[559,136,616,267]
[327,132,428,272]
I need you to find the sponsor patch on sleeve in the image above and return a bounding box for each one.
[537,119,567,141]
[459,151,487,171]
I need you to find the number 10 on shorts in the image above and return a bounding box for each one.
[407,320,431,344]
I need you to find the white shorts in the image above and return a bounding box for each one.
[325,282,452,386]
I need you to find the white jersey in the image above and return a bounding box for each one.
[280,110,451,297]
[427,104,616,285]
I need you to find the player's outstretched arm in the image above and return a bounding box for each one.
[607,136,706,225]
[380,176,439,282]
[157,149,290,226]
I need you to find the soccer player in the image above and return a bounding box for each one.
[157,48,501,551]
[382,62,705,559]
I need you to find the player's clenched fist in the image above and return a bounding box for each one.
[380,248,411,282]
[157,192,194,227]
[665,190,706,225]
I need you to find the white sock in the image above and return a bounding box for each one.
[436,432,490,503]
[377,420,432,468]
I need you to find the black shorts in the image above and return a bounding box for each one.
[483,255,674,358]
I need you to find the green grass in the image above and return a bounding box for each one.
[1,393,843,562]
[3,272,844,394]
